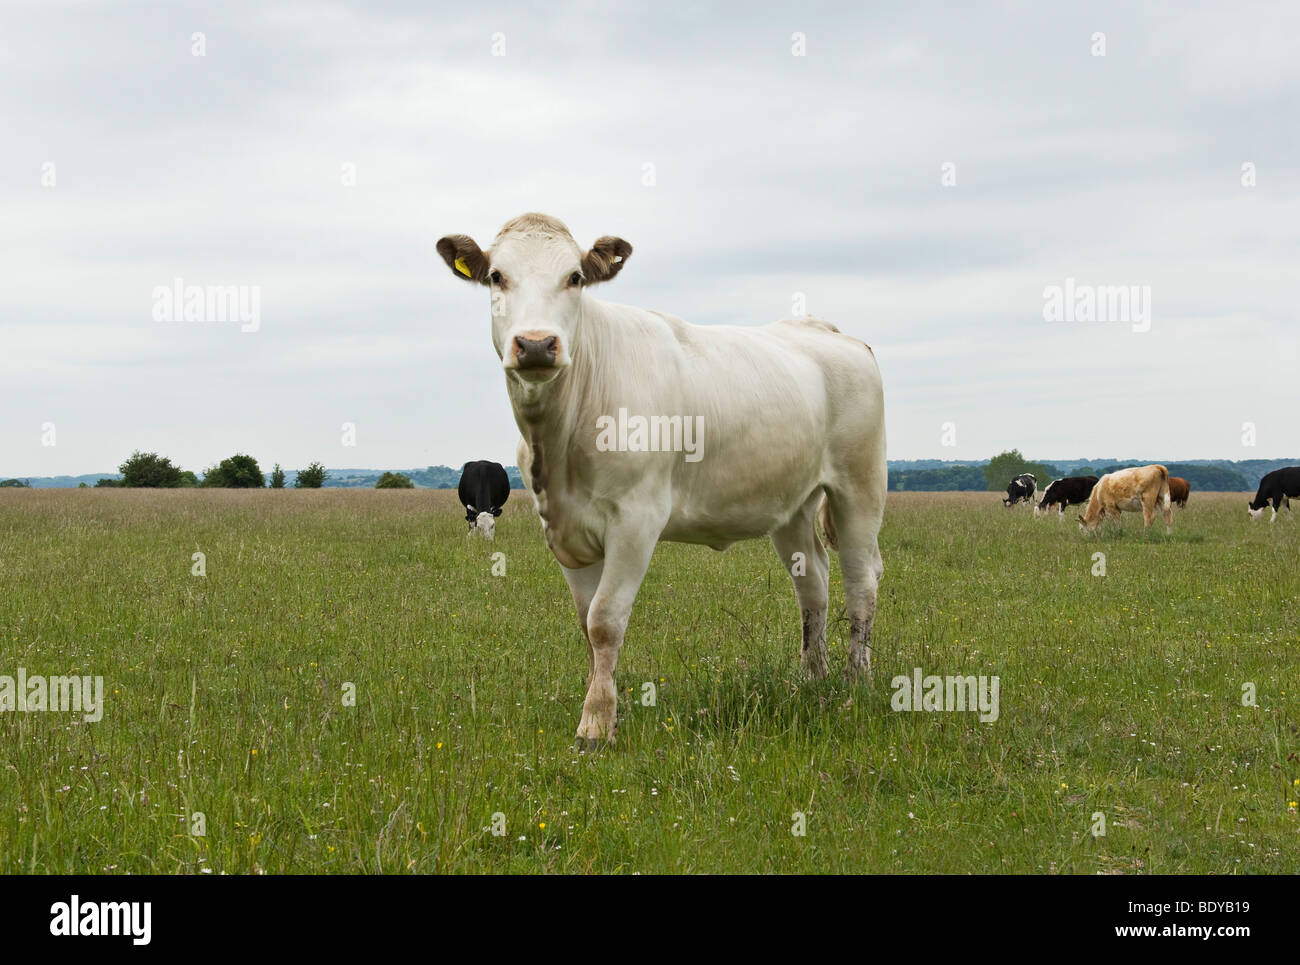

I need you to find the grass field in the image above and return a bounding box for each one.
[0,488,1296,874]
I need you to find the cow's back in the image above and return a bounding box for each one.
[556,301,885,544]
[675,318,884,534]
[459,460,507,509]
[1261,467,1300,496]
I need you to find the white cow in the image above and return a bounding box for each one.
[437,213,887,747]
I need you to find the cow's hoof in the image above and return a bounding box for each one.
[801,647,830,680]
[573,736,613,752]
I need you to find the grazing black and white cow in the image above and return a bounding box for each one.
[1035,475,1099,517]
[1248,466,1300,523]
[1002,473,1035,507]
[457,460,510,538]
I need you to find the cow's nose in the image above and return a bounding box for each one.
[514,334,559,369]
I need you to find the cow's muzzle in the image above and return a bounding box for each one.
[514,334,559,370]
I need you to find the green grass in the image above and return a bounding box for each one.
[0,488,1296,873]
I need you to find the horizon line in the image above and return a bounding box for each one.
[6,454,1298,481]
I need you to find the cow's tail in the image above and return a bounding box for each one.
[817,494,838,552]
[1156,464,1171,510]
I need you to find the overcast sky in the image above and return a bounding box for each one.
[3,0,1297,477]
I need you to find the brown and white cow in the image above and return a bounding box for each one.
[1078,464,1173,534]
[1167,476,1190,508]
[437,213,887,747]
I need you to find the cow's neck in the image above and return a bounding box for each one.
[505,296,613,499]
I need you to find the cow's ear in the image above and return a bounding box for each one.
[582,236,633,284]
[437,235,491,284]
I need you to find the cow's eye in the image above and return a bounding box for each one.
[490,270,503,285]
[568,272,582,287]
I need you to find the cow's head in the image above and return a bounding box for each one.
[465,504,502,539]
[437,214,632,386]
[1247,504,1265,521]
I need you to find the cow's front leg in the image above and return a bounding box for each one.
[574,527,658,749]
[561,560,604,685]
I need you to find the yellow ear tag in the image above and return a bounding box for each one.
[454,257,471,278]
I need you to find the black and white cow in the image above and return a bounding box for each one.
[1036,475,1099,517]
[457,460,510,538]
[1002,473,1036,508]
[1248,466,1300,523]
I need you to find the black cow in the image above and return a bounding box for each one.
[1002,473,1036,508]
[457,460,510,539]
[1036,475,1099,517]
[1248,466,1300,523]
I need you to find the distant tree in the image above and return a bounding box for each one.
[887,466,986,491]
[270,464,286,489]
[119,451,185,488]
[1098,463,1140,476]
[398,464,528,489]
[983,450,1056,491]
[295,462,327,488]
[1092,462,1247,491]
[177,470,199,488]
[204,454,265,488]
[77,482,88,488]
[94,478,123,487]
[1163,463,1249,492]
[375,471,415,489]
[0,478,30,487]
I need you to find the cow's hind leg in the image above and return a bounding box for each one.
[825,488,885,680]
[771,494,830,679]
[1142,500,1156,530]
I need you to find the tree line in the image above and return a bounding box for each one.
[89,453,422,489]
[10,451,1261,494]
[89,452,339,489]
[889,450,1252,492]
[322,465,525,489]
